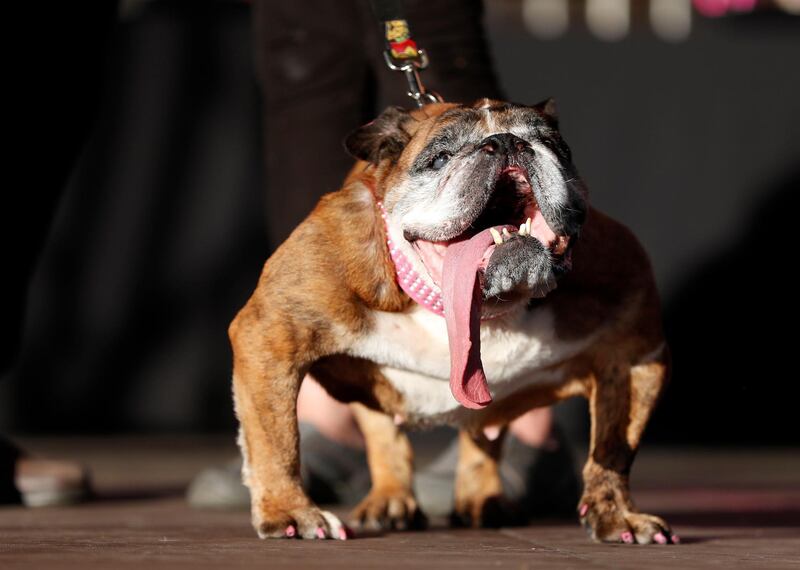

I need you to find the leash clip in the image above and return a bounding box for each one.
[383,49,443,108]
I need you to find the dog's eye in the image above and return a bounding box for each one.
[544,139,572,162]
[430,152,451,170]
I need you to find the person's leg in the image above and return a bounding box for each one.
[1,3,113,506]
[0,438,21,504]
[187,0,375,509]
[296,377,370,506]
[510,408,557,448]
[3,4,115,369]
[297,376,364,450]
[0,435,90,507]
[253,0,374,249]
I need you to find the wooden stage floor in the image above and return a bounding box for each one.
[1,437,798,569]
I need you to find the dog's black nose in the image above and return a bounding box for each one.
[479,133,529,155]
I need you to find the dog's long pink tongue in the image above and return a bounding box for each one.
[442,229,495,409]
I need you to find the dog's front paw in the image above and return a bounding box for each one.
[254,502,349,540]
[483,235,556,299]
[349,488,427,531]
[450,492,524,529]
[578,498,678,545]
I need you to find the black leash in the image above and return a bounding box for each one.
[369,0,443,107]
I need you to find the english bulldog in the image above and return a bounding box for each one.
[229,99,676,545]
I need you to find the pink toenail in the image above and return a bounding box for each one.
[338,527,348,541]
[285,525,296,538]
[579,504,589,517]
[672,534,681,544]
[621,531,634,544]
[654,532,667,544]
[316,527,326,539]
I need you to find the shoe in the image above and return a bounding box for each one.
[500,425,580,518]
[186,457,249,509]
[1,437,91,507]
[0,437,21,504]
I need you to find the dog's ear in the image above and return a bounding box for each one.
[533,97,559,126]
[345,106,412,164]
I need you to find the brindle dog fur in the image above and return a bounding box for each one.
[230,100,674,545]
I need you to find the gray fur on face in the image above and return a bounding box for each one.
[387,104,586,244]
[394,151,502,242]
[482,235,557,299]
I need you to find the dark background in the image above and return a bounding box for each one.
[2,1,798,444]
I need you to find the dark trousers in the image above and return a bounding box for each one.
[2,5,116,371]
[253,0,502,248]
[1,3,115,480]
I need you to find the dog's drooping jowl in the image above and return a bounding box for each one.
[230,99,674,545]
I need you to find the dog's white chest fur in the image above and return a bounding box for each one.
[348,305,593,423]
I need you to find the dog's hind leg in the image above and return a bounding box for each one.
[579,350,677,544]
[451,427,524,528]
[348,403,427,531]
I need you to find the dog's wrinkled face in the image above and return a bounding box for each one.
[346,99,587,310]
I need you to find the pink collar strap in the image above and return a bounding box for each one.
[377,201,445,317]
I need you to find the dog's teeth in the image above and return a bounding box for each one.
[489,228,502,245]
[519,223,527,236]
[526,217,532,234]
[502,228,511,239]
